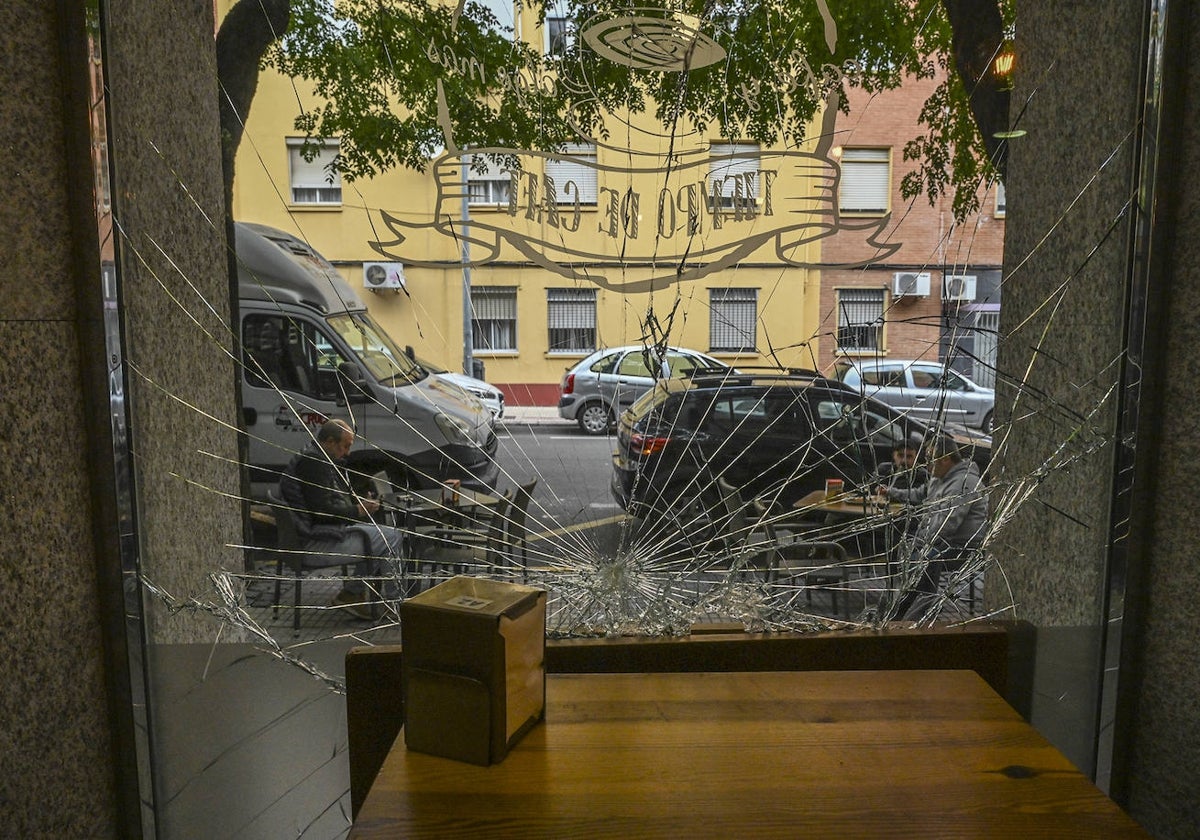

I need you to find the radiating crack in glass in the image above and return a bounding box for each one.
[86,0,1141,832]
[107,0,1132,662]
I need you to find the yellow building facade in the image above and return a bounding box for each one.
[226,4,828,405]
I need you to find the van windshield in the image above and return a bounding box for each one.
[328,313,425,385]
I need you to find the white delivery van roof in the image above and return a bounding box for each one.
[235,221,364,315]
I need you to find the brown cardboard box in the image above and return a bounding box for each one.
[400,576,546,765]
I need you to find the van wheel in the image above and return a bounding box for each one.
[577,403,612,435]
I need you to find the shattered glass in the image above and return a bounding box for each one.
[81,0,1153,834]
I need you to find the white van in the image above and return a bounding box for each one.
[236,222,498,497]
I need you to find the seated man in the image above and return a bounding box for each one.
[878,432,928,494]
[281,419,407,619]
[883,434,988,619]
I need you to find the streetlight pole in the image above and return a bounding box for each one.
[460,155,474,378]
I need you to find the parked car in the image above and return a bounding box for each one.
[611,370,990,519]
[559,345,730,434]
[411,354,505,419]
[834,359,995,434]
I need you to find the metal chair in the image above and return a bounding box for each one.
[713,478,851,618]
[417,492,513,581]
[506,478,538,582]
[754,498,852,620]
[266,490,371,635]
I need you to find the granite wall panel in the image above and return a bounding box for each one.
[105,0,242,644]
[0,2,119,833]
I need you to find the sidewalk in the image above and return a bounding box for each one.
[499,405,574,427]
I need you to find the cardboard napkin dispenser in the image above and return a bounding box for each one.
[401,576,547,765]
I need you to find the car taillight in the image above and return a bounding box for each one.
[562,373,575,395]
[630,433,669,456]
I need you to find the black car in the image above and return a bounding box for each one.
[611,370,990,518]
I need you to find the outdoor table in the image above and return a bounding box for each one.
[349,669,1147,838]
[793,488,905,518]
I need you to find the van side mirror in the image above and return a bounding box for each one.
[337,362,372,405]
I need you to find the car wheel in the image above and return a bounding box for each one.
[981,412,994,435]
[577,403,612,435]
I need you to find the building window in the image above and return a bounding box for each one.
[836,288,885,352]
[471,287,517,352]
[995,181,1007,218]
[709,288,758,352]
[708,143,761,209]
[466,154,513,207]
[288,138,342,205]
[838,147,890,214]
[547,288,596,353]
[546,15,571,56]
[546,143,598,205]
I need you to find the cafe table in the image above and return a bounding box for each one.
[349,670,1147,838]
[793,488,905,518]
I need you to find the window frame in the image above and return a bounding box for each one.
[709,287,759,353]
[838,147,891,216]
[835,287,887,354]
[546,288,597,354]
[465,153,514,208]
[287,137,343,207]
[707,142,762,211]
[544,14,572,56]
[545,143,598,206]
[470,286,518,353]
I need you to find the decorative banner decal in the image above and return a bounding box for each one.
[581,10,726,72]
[374,2,900,294]
[369,143,899,294]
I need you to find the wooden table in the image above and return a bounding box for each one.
[350,670,1147,838]
[794,488,905,518]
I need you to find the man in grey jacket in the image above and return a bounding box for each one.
[884,434,988,619]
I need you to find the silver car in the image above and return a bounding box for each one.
[414,356,505,419]
[835,359,995,434]
[558,345,729,434]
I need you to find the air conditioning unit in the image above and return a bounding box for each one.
[363,262,405,291]
[942,274,977,302]
[892,271,931,298]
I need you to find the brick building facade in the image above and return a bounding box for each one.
[818,75,1005,386]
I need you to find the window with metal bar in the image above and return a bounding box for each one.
[836,288,885,351]
[709,288,758,352]
[471,287,517,351]
[547,288,596,352]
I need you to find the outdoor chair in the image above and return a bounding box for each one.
[710,477,779,580]
[266,489,374,636]
[507,478,538,582]
[417,491,513,581]
[752,496,852,620]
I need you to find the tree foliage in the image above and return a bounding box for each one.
[221,0,1012,221]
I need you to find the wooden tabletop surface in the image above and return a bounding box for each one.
[794,488,904,517]
[350,670,1146,839]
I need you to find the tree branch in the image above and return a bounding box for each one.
[216,0,291,203]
